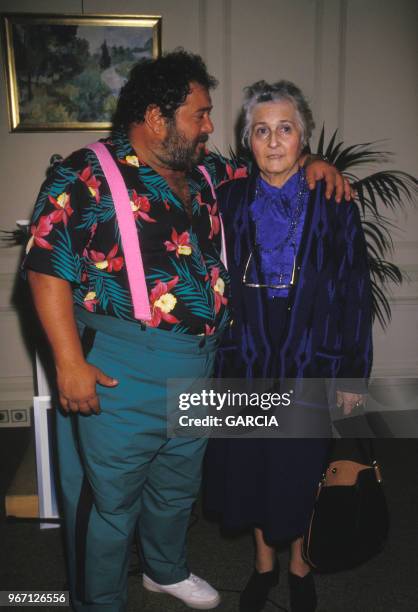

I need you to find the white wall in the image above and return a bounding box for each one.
[0,0,416,406]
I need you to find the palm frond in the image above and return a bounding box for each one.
[361,217,396,253]
[0,229,28,246]
[370,278,393,328]
[334,143,393,171]
[316,126,325,157]
[368,257,403,285]
[354,171,417,214]
[316,126,417,327]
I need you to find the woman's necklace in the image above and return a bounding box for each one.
[253,171,308,255]
[244,171,308,289]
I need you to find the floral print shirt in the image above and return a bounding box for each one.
[23,130,247,335]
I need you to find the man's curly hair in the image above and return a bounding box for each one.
[112,48,218,130]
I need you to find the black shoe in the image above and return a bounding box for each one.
[239,563,280,612]
[288,571,317,612]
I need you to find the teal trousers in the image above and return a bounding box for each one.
[57,309,219,612]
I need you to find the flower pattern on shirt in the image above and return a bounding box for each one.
[130,191,156,224]
[78,166,101,202]
[26,215,55,253]
[149,276,180,327]
[23,130,248,334]
[48,192,74,226]
[164,229,192,257]
[89,244,124,272]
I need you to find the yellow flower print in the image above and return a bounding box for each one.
[214,277,225,295]
[83,291,99,312]
[177,245,192,256]
[84,291,97,301]
[154,293,177,313]
[56,192,69,208]
[125,155,139,167]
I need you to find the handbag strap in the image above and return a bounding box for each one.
[86,142,151,321]
[330,437,376,465]
[357,437,376,464]
[198,164,228,270]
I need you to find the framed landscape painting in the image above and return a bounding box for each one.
[1,13,161,132]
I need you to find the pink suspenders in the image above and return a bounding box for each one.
[86,142,151,321]
[86,142,227,321]
[198,165,228,270]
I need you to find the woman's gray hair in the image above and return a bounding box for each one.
[241,80,315,149]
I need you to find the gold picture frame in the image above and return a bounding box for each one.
[1,13,162,132]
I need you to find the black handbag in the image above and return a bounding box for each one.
[302,438,389,573]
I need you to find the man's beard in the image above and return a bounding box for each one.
[158,121,208,171]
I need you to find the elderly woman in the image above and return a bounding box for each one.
[205,80,372,612]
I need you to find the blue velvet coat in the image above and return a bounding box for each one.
[216,171,373,388]
[204,172,373,540]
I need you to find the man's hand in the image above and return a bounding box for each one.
[27,272,119,417]
[336,390,367,416]
[57,361,118,416]
[301,156,351,203]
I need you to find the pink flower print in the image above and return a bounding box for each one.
[164,228,192,257]
[217,164,249,190]
[85,223,98,251]
[48,192,73,226]
[78,166,101,203]
[206,201,220,239]
[210,267,227,314]
[89,244,124,272]
[148,276,180,327]
[196,193,207,208]
[26,215,54,253]
[130,191,156,223]
[83,291,99,312]
[226,164,248,181]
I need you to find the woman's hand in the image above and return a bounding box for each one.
[336,390,367,416]
[301,156,351,203]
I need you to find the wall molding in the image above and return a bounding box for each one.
[338,0,348,136]
[313,0,324,123]
[372,364,418,378]
[223,0,232,149]
[388,296,418,305]
[393,241,418,250]
[0,376,34,402]
[198,0,207,58]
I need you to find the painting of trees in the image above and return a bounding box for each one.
[2,15,161,130]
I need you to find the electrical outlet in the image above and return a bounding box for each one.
[0,406,31,428]
[0,409,10,424]
[11,408,28,424]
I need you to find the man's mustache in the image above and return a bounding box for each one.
[198,135,209,144]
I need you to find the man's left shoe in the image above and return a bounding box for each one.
[143,573,221,610]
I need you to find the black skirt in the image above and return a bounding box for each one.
[204,436,329,543]
[204,297,330,543]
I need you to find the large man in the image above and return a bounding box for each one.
[24,50,348,611]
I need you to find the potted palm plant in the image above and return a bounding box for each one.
[315,128,417,328]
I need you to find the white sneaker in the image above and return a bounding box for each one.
[143,572,221,610]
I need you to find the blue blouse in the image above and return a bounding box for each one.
[248,169,309,298]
